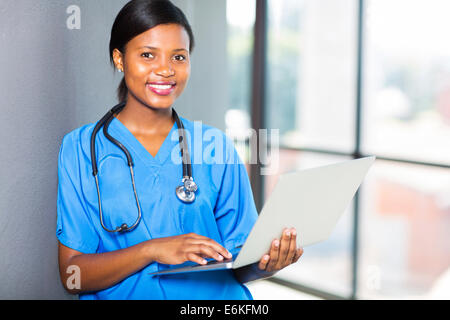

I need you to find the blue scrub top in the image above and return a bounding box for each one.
[56,114,258,300]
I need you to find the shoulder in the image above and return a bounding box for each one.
[61,122,95,146]
[58,122,97,167]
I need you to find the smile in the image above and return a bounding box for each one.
[146,83,176,96]
[148,84,173,90]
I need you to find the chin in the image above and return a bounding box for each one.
[148,100,174,110]
[139,95,174,110]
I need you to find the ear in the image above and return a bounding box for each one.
[112,49,124,72]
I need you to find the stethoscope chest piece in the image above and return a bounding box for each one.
[176,177,198,203]
[176,185,196,203]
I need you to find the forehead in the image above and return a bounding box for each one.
[126,23,190,51]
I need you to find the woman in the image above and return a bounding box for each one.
[57,0,303,300]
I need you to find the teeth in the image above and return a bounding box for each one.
[148,84,173,90]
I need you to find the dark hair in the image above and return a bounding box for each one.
[109,0,195,102]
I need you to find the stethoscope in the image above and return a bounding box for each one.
[90,101,198,233]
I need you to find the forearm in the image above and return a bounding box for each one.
[59,240,154,294]
[232,262,277,284]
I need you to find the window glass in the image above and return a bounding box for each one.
[226,0,256,164]
[363,0,450,164]
[266,0,357,153]
[359,160,450,298]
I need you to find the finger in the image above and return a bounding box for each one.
[292,247,304,263]
[205,239,233,260]
[275,228,292,269]
[258,255,270,270]
[190,237,232,260]
[193,244,226,262]
[265,239,280,272]
[186,252,208,265]
[284,228,297,264]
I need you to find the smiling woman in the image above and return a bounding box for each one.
[56,0,302,300]
[113,24,191,111]
[109,0,194,106]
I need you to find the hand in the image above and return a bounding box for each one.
[147,233,232,266]
[257,228,303,273]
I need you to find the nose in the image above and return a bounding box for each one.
[155,62,175,78]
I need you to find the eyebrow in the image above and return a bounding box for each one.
[140,46,188,52]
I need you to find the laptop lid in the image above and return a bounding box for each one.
[233,156,375,268]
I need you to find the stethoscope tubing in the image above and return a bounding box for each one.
[90,102,197,233]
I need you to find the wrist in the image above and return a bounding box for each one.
[142,239,157,264]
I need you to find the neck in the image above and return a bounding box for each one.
[116,96,174,135]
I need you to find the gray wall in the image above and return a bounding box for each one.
[0,0,227,299]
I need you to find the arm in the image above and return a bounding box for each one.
[58,233,232,295]
[58,240,153,294]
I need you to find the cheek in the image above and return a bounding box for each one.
[130,62,150,80]
[176,68,190,91]
[124,56,148,77]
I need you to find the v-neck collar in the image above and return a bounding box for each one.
[109,116,180,167]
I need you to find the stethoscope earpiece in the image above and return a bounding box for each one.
[116,223,129,233]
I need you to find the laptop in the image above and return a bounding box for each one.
[149,156,375,276]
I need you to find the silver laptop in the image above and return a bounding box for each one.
[149,156,375,276]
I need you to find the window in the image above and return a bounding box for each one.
[363,0,450,165]
[359,161,450,298]
[226,0,256,165]
[257,0,450,299]
[266,0,357,153]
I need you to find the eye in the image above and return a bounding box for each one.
[174,54,187,62]
[141,52,154,59]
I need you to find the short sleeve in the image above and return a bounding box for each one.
[56,134,100,254]
[213,135,258,254]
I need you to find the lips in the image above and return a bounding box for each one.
[146,81,176,96]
